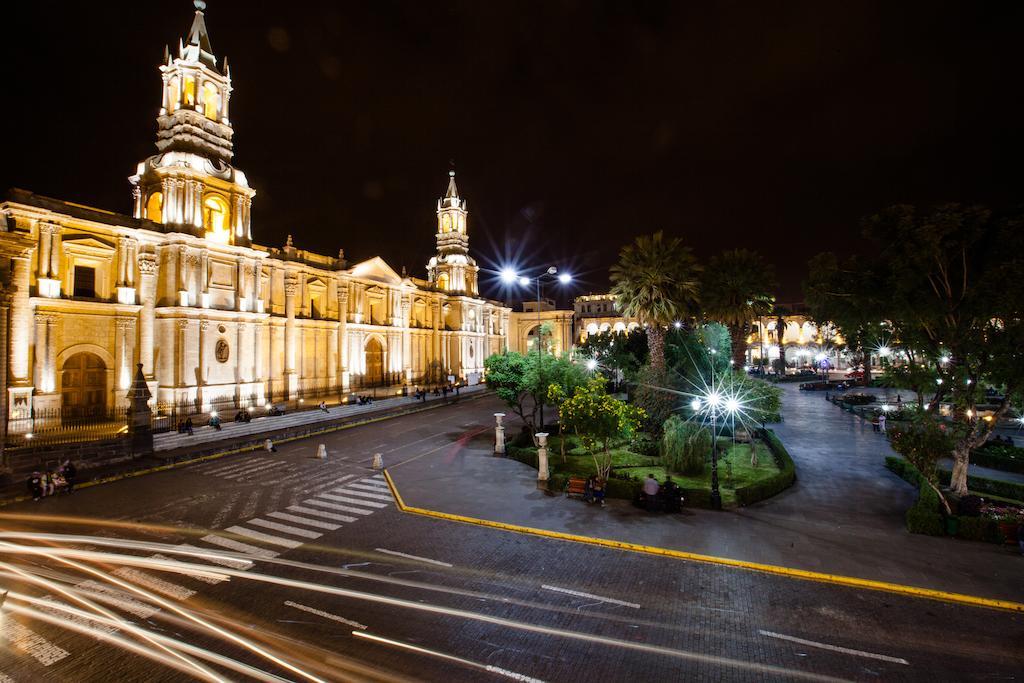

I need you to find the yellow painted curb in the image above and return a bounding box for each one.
[382,470,1024,614]
[0,395,486,508]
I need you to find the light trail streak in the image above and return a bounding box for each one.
[0,535,844,680]
[0,560,220,681]
[4,595,292,682]
[0,540,327,683]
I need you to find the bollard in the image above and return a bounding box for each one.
[372,453,384,469]
[536,432,549,482]
[317,444,327,459]
[265,438,277,453]
[494,413,506,455]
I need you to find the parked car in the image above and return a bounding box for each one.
[799,381,832,391]
[845,368,865,380]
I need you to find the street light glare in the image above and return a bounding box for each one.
[690,399,702,411]
[707,392,721,407]
[558,272,572,284]
[673,321,682,329]
[725,397,740,413]
[585,358,598,371]
[878,345,891,357]
[518,276,530,286]
[500,267,518,283]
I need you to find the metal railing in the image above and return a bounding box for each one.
[6,407,132,448]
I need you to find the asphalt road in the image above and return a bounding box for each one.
[1,397,1021,682]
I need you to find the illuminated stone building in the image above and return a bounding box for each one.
[0,3,509,429]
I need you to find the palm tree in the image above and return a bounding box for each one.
[610,231,701,372]
[700,249,777,370]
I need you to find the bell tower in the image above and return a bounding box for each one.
[426,170,478,294]
[129,0,254,246]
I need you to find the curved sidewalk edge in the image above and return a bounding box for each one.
[382,470,1024,614]
[0,393,487,508]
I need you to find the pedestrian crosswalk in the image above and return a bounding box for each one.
[1,474,394,674]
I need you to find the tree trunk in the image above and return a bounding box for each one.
[729,323,747,370]
[949,396,1014,496]
[749,441,758,467]
[949,446,970,496]
[647,325,665,372]
[862,352,872,386]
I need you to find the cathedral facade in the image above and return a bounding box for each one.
[0,5,510,430]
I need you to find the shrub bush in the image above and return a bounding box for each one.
[506,445,535,468]
[970,444,1024,475]
[734,429,797,506]
[954,515,1001,543]
[630,432,660,459]
[661,415,710,475]
[604,478,641,500]
[906,481,945,536]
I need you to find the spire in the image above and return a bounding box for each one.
[445,170,459,199]
[181,0,218,70]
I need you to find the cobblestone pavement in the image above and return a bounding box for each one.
[1,397,1021,681]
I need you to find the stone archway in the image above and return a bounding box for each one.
[61,352,107,416]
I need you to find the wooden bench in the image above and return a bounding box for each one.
[565,476,588,499]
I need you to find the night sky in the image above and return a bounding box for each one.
[4,1,1022,304]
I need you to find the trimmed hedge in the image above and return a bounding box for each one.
[885,455,1024,502]
[970,447,1024,475]
[734,429,797,506]
[884,456,1015,542]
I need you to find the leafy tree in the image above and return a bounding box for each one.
[661,415,710,475]
[806,204,1024,495]
[559,377,645,480]
[484,351,587,435]
[700,249,777,369]
[577,329,648,386]
[888,416,958,515]
[610,231,701,372]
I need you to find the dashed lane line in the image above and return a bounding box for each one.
[374,548,452,568]
[284,600,367,630]
[247,518,323,539]
[758,630,909,665]
[177,543,254,570]
[149,554,229,584]
[540,585,640,609]
[267,511,341,531]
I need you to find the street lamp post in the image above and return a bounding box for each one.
[501,266,572,432]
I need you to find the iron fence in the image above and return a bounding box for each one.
[5,407,132,448]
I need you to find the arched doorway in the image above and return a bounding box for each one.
[61,352,107,416]
[364,337,385,387]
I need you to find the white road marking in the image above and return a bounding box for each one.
[758,630,909,665]
[177,543,254,570]
[37,596,119,635]
[332,488,393,502]
[75,581,160,618]
[200,534,279,559]
[318,493,387,509]
[149,554,229,584]
[284,600,367,630]
[248,518,323,539]
[226,525,304,549]
[0,673,15,683]
[111,567,197,600]
[267,511,341,530]
[288,504,358,523]
[540,585,640,609]
[368,474,385,480]
[305,497,382,511]
[375,548,452,567]
[225,462,287,480]
[347,482,390,493]
[0,619,70,666]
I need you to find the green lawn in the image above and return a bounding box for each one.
[546,434,780,505]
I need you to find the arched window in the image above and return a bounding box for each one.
[436,273,449,291]
[203,82,219,120]
[203,194,230,243]
[183,76,196,106]
[146,192,163,223]
[167,78,180,112]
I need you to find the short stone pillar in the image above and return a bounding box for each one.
[535,432,549,482]
[126,363,153,454]
[372,452,384,469]
[317,444,327,459]
[494,413,506,455]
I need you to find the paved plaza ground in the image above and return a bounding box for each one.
[389,385,1024,603]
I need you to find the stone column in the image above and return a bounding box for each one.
[137,253,158,380]
[8,256,30,384]
[115,316,136,394]
[431,300,441,380]
[37,225,52,278]
[33,313,50,393]
[494,413,506,455]
[198,320,209,408]
[337,285,349,391]
[176,320,189,392]
[401,297,412,384]
[284,275,298,398]
[236,257,246,311]
[536,432,550,482]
